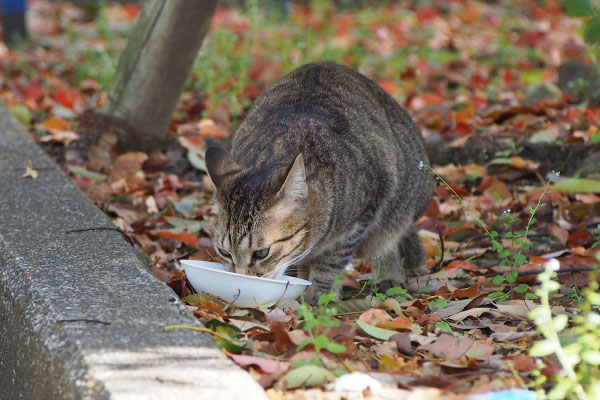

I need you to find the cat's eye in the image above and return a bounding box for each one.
[253,247,270,260]
[217,248,231,258]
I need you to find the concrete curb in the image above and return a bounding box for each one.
[0,103,268,399]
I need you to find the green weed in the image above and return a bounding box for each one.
[296,275,347,357]
[419,162,549,301]
[529,260,600,400]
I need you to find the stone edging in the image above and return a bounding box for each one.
[0,102,267,399]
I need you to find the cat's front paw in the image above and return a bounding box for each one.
[302,286,323,306]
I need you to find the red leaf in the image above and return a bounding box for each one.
[502,68,513,85]
[154,230,199,249]
[415,6,439,22]
[123,4,142,19]
[269,321,295,352]
[167,273,192,298]
[454,121,474,135]
[226,352,290,374]
[21,83,44,102]
[567,229,593,247]
[503,354,536,372]
[452,283,481,299]
[53,89,78,108]
[378,80,403,95]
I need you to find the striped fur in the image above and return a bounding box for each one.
[205,62,433,299]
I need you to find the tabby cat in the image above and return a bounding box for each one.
[205,62,433,299]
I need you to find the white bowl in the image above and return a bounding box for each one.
[181,260,312,307]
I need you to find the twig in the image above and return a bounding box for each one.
[437,226,445,271]
[65,227,134,246]
[223,289,241,313]
[452,232,552,255]
[269,281,291,311]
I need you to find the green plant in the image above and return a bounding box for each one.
[592,225,600,248]
[502,140,524,157]
[569,77,593,98]
[435,321,453,333]
[419,162,549,301]
[362,257,414,302]
[529,260,600,400]
[296,277,347,357]
[565,0,600,64]
[191,0,258,119]
[60,4,125,87]
[427,297,448,311]
[379,286,413,302]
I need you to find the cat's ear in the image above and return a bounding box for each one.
[205,146,242,191]
[276,154,308,209]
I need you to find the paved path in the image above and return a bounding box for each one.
[0,102,267,399]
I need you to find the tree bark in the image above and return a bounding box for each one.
[102,0,218,150]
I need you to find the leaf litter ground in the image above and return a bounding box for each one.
[2,1,600,399]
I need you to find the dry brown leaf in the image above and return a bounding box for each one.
[419,333,495,362]
[359,308,392,326]
[448,307,504,322]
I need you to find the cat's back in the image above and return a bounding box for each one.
[232,62,431,232]
[232,62,406,167]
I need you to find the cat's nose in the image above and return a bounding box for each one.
[235,265,253,276]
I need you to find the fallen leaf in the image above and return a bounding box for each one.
[68,165,107,183]
[178,135,207,155]
[359,308,391,326]
[111,152,148,179]
[270,321,295,352]
[356,319,397,341]
[22,165,38,179]
[448,307,505,322]
[553,177,600,193]
[433,299,473,319]
[41,116,69,131]
[420,333,495,361]
[390,333,412,355]
[228,353,290,374]
[154,230,199,249]
[198,118,230,138]
[376,319,413,332]
[39,130,79,145]
[277,365,335,389]
[452,283,481,299]
[503,354,536,372]
[567,229,593,247]
[10,104,31,125]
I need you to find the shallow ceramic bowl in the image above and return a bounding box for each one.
[181,260,312,307]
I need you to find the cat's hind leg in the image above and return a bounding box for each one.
[361,224,426,289]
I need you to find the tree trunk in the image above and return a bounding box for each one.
[102,0,218,150]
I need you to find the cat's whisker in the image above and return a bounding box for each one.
[276,242,317,279]
[203,221,216,230]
